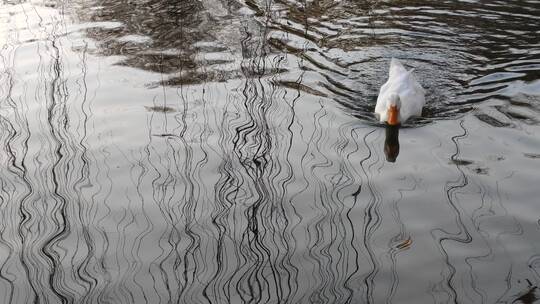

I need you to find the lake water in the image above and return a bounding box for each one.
[1,0,540,303]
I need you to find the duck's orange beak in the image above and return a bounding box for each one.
[387,105,399,126]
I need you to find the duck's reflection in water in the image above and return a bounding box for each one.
[384,125,400,162]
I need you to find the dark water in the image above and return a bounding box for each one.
[1,0,540,303]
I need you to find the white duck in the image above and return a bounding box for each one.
[375,58,425,125]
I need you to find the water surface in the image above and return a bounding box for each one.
[1,0,540,303]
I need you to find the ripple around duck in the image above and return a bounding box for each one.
[227,0,540,127]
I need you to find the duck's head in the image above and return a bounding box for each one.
[386,93,401,126]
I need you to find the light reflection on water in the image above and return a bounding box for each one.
[1,0,540,303]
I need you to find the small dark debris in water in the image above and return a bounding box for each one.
[475,113,511,127]
[152,133,179,138]
[524,153,540,159]
[394,237,412,250]
[472,167,488,175]
[145,106,177,113]
[450,158,474,166]
[487,155,505,161]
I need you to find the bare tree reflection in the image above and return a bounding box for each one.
[70,0,269,86]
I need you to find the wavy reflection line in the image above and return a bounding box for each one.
[0,38,35,304]
[430,120,473,304]
[339,124,372,303]
[357,127,384,304]
[204,15,301,303]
